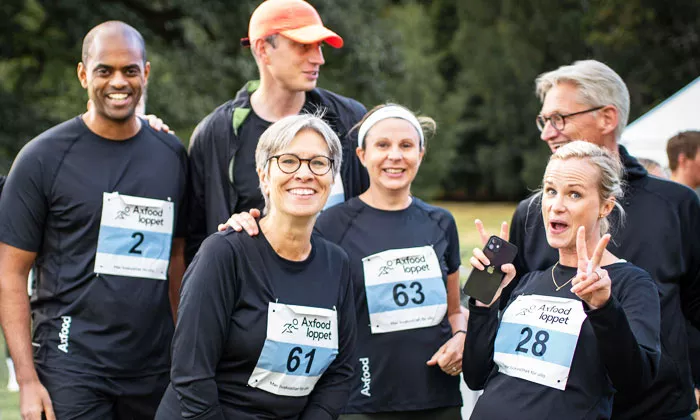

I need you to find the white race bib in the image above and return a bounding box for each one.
[248,303,338,397]
[494,295,587,390]
[323,172,345,210]
[362,246,447,334]
[94,192,174,280]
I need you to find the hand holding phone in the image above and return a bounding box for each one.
[462,220,518,306]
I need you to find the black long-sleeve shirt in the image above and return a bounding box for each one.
[507,145,700,419]
[464,262,661,420]
[156,229,357,420]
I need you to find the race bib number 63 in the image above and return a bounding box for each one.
[362,245,447,334]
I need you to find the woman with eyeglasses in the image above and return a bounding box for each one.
[463,141,661,419]
[222,104,466,419]
[155,114,357,419]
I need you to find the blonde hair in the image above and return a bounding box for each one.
[546,140,625,235]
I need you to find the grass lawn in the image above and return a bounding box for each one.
[0,202,517,419]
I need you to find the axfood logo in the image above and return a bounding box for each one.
[302,317,333,341]
[377,254,430,277]
[359,357,371,396]
[280,317,333,341]
[281,319,299,334]
[57,316,71,353]
[515,305,536,317]
[115,205,165,227]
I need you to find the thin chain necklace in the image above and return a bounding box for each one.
[551,261,575,292]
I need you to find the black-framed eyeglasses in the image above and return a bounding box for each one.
[268,153,334,176]
[536,106,605,132]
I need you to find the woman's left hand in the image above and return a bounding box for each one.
[570,226,612,310]
[426,333,465,376]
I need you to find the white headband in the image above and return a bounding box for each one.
[357,105,424,149]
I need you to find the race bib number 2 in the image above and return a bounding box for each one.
[94,192,174,280]
[494,295,587,390]
[362,245,447,334]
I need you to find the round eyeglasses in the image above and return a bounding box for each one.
[268,153,334,176]
[536,106,605,132]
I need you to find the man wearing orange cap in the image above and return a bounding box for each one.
[186,0,368,261]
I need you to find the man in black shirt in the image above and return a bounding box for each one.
[0,21,188,420]
[509,59,700,419]
[187,0,369,261]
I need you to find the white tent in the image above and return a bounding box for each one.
[621,76,700,168]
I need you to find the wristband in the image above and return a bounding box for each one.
[452,330,467,337]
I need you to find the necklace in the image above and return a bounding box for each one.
[551,262,575,292]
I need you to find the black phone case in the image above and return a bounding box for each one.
[463,236,519,304]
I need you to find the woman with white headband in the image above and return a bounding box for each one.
[315,104,465,419]
[221,104,465,419]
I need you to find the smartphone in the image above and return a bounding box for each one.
[462,235,518,304]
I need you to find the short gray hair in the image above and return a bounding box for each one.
[255,113,343,214]
[546,140,625,235]
[536,60,630,141]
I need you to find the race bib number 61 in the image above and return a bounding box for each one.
[248,303,338,397]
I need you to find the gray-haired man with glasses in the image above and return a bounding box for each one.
[535,106,604,135]
[507,59,700,420]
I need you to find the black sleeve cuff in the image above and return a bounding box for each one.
[584,295,618,321]
[468,298,500,316]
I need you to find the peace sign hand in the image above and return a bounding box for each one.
[468,219,516,307]
[570,226,612,310]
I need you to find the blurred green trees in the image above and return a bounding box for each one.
[1,0,698,200]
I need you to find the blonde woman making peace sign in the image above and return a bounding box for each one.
[462,141,661,420]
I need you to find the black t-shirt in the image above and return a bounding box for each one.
[464,262,661,420]
[314,197,462,413]
[233,110,270,213]
[157,228,357,420]
[0,117,188,377]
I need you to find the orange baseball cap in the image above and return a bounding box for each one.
[241,0,343,48]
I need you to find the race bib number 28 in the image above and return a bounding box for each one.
[362,245,447,334]
[94,192,174,280]
[494,295,587,390]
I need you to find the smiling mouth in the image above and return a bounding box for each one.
[383,168,405,174]
[105,92,132,106]
[288,188,316,196]
[548,140,572,152]
[549,142,565,151]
